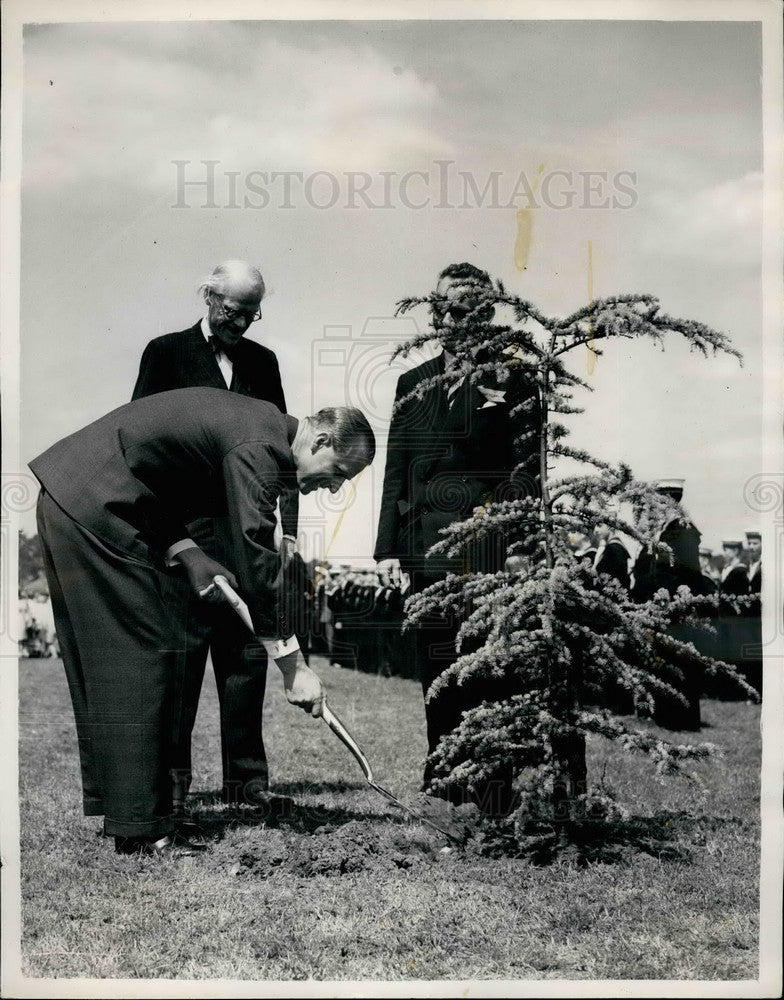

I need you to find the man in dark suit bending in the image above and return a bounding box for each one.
[132,261,297,813]
[31,390,375,856]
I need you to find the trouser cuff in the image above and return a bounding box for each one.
[103,817,175,839]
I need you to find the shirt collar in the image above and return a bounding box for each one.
[200,316,212,342]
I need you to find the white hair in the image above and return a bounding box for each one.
[197,260,265,301]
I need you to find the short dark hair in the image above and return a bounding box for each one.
[312,407,376,465]
[437,262,492,286]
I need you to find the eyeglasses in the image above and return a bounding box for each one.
[209,292,262,323]
[433,302,471,320]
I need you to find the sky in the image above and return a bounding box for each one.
[17,16,765,560]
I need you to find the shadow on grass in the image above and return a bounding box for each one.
[187,787,752,867]
[480,808,751,866]
[271,779,371,796]
[186,787,410,841]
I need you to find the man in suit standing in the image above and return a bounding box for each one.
[31,390,375,856]
[132,261,297,813]
[375,262,539,813]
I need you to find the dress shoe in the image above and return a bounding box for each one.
[174,817,209,843]
[114,831,208,857]
[222,775,270,806]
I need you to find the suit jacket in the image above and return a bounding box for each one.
[374,353,540,577]
[132,321,297,537]
[30,388,297,638]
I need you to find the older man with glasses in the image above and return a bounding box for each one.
[132,260,298,822]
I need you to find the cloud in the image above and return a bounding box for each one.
[641,171,763,266]
[23,25,449,191]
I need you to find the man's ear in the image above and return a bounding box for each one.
[311,430,333,453]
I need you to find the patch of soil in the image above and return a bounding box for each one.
[234,820,447,879]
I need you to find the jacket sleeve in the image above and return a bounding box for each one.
[132,340,171,400]
[279,489,299,539]
[373,376,410,561]
[221,441,288,638]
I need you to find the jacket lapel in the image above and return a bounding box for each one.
[184,323,227,391]
[416,354,454,477]
[417,353,448,430]
[228,339,251,395]
[442,375,477,432]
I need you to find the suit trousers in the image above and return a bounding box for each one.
[162,573,269,806]
[37,491,179,839]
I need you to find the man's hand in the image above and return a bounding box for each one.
[504,555,527,574]
[377,558,402,588]
[276,650,325,717]
[174,547,238,602]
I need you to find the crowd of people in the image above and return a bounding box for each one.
[573,488,762,729]
[304,565,417,679]
[292,514,763,717]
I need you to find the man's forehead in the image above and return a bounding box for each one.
[435,276,489,303]
[437,276,472,296]
[218,279,263,304]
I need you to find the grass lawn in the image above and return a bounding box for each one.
[17,653,761,983]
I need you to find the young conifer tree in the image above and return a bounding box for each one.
[393,283,757,849]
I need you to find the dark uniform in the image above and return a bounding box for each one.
[741,531,762,696]
[631,482,704,731]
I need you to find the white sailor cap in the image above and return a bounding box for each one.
[653,478,685,493]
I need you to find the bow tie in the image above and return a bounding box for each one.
[208,335,240,362]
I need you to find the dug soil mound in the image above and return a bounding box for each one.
[235,820,449,878]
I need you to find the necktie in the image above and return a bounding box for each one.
[445,373,466,408]
[208,335,238,363]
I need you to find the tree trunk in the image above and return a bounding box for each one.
[550,729,588,846]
